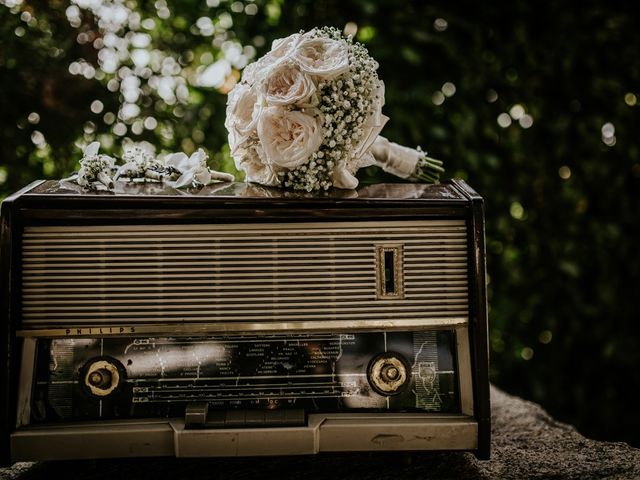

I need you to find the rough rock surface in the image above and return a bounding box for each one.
[2,386,639,480]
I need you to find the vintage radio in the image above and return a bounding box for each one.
[0,179,490,463]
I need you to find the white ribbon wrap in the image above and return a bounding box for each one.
[370,136,420,179]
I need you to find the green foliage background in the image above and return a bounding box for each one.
[1,0,639,446]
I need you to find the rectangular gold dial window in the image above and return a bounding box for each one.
[376,245,404,299]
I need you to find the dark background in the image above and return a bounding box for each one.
[1,0,639,447]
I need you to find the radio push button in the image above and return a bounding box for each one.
[368,352,411,396]
[81,357,124,397]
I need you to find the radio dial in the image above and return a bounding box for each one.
[82,358,122,397]
[367,352,411,396]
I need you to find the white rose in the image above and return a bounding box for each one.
[270,33,302,59]
[240,61,261,85]
[236,144,281,187]
[257,106,323,169]
[260,62,316,106]
[225,83,261,154]
[292,37,350,78]
[242,54,279,86]
[241,34,302,85]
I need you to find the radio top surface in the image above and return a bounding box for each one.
[19,180,475,203]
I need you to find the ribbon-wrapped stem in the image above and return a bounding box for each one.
[143,169,166,181]
[96,171,115,189]
[370,136,444,184]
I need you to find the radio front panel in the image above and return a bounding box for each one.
[1,180,490,462]
[30,330,459,424]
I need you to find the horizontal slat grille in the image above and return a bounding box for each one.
[21,220,469,328]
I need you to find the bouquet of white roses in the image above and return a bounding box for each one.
[226,26,444,191]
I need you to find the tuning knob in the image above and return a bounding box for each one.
[81,357,124,397]
[367,352,411,396]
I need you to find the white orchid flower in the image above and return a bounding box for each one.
[166,148,234,188]
[83,141,100,157]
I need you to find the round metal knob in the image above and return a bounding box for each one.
[383,365,399,380]
[367,352,411,396]
[82,358,123,397]
[88,369,112,389]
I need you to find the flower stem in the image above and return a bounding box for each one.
[97,172,114,189]
[411,155,444,184]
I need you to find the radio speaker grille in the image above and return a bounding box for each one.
[21,220,469,328]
